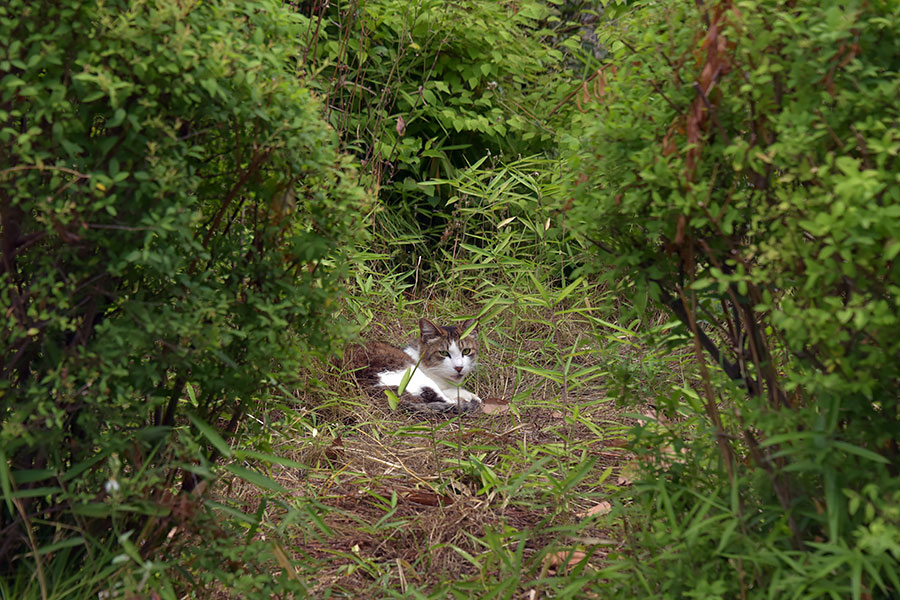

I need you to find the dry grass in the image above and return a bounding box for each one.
[205,282,693,597]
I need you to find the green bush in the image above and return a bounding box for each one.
[1,0,362,593]
[567,0,900,597]
[294,0,570,263]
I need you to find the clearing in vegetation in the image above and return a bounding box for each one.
[219,275,668,597]
[3,0,900,598]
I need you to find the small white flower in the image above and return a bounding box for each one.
[104,478,120,494]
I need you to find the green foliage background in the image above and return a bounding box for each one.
[297,0,572,264]
[1,0,362,595]
[567,0,900,596]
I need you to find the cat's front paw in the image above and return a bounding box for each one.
[443,389,482,414]
[455,395,482,413]
[417,394,482,415]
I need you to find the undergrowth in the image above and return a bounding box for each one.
[220,273,681,598]
[9,1,893,596]
[184,160,697,598]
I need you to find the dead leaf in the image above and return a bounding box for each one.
[577,501,612,519]
[324,436,344,460]
[646,445,689,469]
[497,216,517,229]
[617,461,641,486]
[603,438,630,448]
[481,397,509,415]
[396,116,406,135]
[271,541,298,581]
[543,549,588,574]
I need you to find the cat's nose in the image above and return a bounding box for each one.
[454,366,463,373]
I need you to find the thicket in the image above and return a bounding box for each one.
[291,0,576,265]
[1,0,362,595]
[4,0,900,597]
[567,0,900,596]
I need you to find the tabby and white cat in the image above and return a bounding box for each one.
[348,318,482,413]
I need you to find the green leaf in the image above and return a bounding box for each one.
[514,364,564,384]
[384,388,400,411]
[397,368,414,395]
[72,503,114,517]
[233,449,306,470]
[204,499,258,524]
[118,531,143,564]
[11,486,62,499]
[553,275,586,306]
[37,536,85,556]
[11,468,55,484]
[830,440,889,464]
[188,412,233,458]
[304,502,333,536]
[62,453,107,482]
[225,464,288,493]
[885,239,900,261]
[0,449,13,515]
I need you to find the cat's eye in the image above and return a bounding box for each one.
[439,351,450,357]
[462,348,472,356]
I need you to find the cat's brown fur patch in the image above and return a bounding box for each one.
[344,341,411,389]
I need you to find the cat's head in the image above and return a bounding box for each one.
[418,318,479,382]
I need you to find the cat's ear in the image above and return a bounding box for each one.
[460,318,478,338]
[419,318,442,341]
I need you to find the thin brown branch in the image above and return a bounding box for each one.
[676,283,736,484]
[0,164,90,179]
[692,79,731,145]
[201,148,271,250]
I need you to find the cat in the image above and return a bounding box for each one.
[347,318,482,414]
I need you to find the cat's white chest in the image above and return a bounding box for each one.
[375,343,478,405]
[376,362,443,398]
